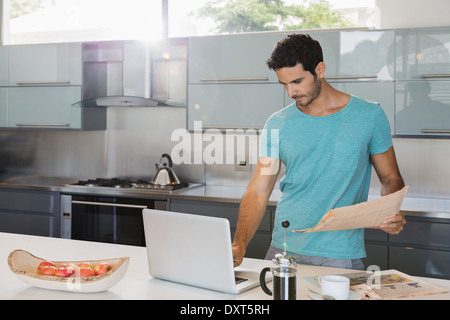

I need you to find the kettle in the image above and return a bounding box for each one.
[151,153,181,186]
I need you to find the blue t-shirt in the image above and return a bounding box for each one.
[260,95,392,259]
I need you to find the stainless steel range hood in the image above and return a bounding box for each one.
[73,40,187,108]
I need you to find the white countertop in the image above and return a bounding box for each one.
[2,232,450,301]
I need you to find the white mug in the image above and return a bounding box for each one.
[317,275,350,300]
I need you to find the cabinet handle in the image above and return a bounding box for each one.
[202,125,263,130]
[72,200,148,209]
[421,74,450,79]
[200,77,269,82]
[326,75,378,80]
[15,123,70,127]
[16,81,71,85]
[421,129,450,134]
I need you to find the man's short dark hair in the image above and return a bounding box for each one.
[266,34,323,76]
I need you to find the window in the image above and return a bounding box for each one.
[4,0,376,45]
[7,0,162,44]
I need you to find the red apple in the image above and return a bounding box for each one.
[93,263,112,275]
[78,262,92,269]
[55,265,76,277]
[78,267,95,277]
[38,260,56,273]
[39,266,57,276]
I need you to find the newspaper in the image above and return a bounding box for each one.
[343,269,449,300]
[303,269,448,299]
[294,186,409,233]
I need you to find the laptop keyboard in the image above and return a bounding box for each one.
[235,276,248,285]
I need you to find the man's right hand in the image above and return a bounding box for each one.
[232,244,245,267]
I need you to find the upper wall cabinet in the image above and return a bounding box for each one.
[0,47,8,86]
[188,33,284,84]
[9,43,82,86]
[309,30,395,81]
[395,27,450,80]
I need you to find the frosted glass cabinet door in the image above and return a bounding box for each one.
[395,81,450,136]
[8,86,82,129]
[0,47,8,86]
[188,33,284,84]
[395,27,450,80]
[187,83,285,130]
[309,30,395,81]
[0,89,7,127]
[9,43,82,86]
[327,81,395,134]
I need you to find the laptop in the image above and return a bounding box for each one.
[142,209,264,294]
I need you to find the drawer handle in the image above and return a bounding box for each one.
[326,75,378,80]
[72,200,148,209]
[421,74,450,79]
[421,129,450,134]
[15,123,70,127]
[200,77,269,82]
[16,81,71,85]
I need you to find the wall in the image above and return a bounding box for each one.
[376,0,450,29]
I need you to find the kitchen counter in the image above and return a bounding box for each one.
[2,231,450,301]
[1,175,449,216]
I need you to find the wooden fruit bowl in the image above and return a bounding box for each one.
[8,249,130,293]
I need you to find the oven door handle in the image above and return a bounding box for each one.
[72,200,148,209]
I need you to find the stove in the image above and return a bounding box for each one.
[67,178,200,193]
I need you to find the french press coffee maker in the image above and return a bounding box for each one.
[260,220,297,300]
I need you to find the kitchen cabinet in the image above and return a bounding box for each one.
[188,33,284,84]
[395,81,450,136]
[6,86,105,130]
[188,83,285,129]
[309,29,395,81]
[0,189,60,237]
[4,42,106,130]
[9,43,82,86]
[0,46,8,86]
[363,228,388,270]
[0,88,7,127]
[388,214,450,279]
[395,27,450,80]
[187,33,285,130]
[395,27,450,137]
[169,199,275,259]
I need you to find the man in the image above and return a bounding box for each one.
[232,34,405,270]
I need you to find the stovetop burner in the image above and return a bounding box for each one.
[69,178,190,191]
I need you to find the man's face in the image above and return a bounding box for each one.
[275,63,322,108]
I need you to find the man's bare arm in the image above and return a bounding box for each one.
[232,157,280,266]
[370,146,406,235]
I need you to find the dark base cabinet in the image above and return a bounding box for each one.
[364,213,450,280]
[169,199,275,259]
[0,189,60,237]
[388,216,450,280]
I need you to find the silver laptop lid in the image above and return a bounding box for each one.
[142,209,237,293]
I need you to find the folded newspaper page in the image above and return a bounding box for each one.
[294,185,409,233]
[344,269,448,300]
[303,268,448,299]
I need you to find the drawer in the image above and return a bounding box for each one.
[389,246,450,279]
[389,219,450,249]
[0,190,60,214]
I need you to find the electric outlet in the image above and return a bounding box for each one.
[234,155,251,172]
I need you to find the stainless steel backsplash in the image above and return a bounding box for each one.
[0,107,449,199]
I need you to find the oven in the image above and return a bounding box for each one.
[60,194,167,246]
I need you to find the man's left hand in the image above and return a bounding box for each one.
[377,212,406,235]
